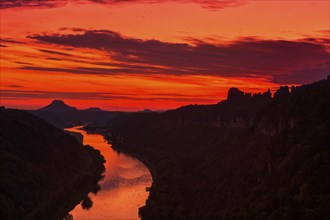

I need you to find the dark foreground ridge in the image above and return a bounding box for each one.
[0,108,105,220]
[107,77,330,220]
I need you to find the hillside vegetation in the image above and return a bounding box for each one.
[0,108,105,220]
[109,77,330,220]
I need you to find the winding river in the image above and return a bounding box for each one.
[66,126,152,220]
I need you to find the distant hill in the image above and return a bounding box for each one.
[0,108,105,220]
[84,107,103,112]
[30,100,118,128]
[38,100,78,111]
[108,77,330,219]
[139,109,153,113]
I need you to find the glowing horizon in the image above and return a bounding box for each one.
[1,0,329,111]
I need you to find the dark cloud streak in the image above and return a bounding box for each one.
[39,49,72,56]
[1,89,216,102]
[27,30,330,84]
[0,0,67,9]
[0,0,245,10]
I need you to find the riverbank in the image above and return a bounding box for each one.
[25,145,105,220]
[0,108,105,220]
[79,125,160,218]
[80,125,157,182]
[110,141,158,218]
[106,78,330,219]
[67,126,152,219]
[96,131,180,219]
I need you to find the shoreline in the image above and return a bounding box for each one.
[110,141,157,184]
[80,125,157,182]
[107,139,159,219]
[80,126,158,218]
[74,125,156,219]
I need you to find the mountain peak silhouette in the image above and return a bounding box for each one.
[38,100,77,111]
[227,87,244,101]
[51,100,65,105]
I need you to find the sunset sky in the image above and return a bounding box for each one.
[1,0,329,111]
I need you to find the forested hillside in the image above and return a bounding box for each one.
[109,77,330,220]
[0,108,105,220]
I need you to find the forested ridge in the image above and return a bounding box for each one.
[0,108,105,220]
[108,77,330,220]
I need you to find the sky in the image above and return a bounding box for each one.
[0,0,329,111]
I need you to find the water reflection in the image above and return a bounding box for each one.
[65,126,152,220]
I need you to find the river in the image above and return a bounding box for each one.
[65,126,152,220]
